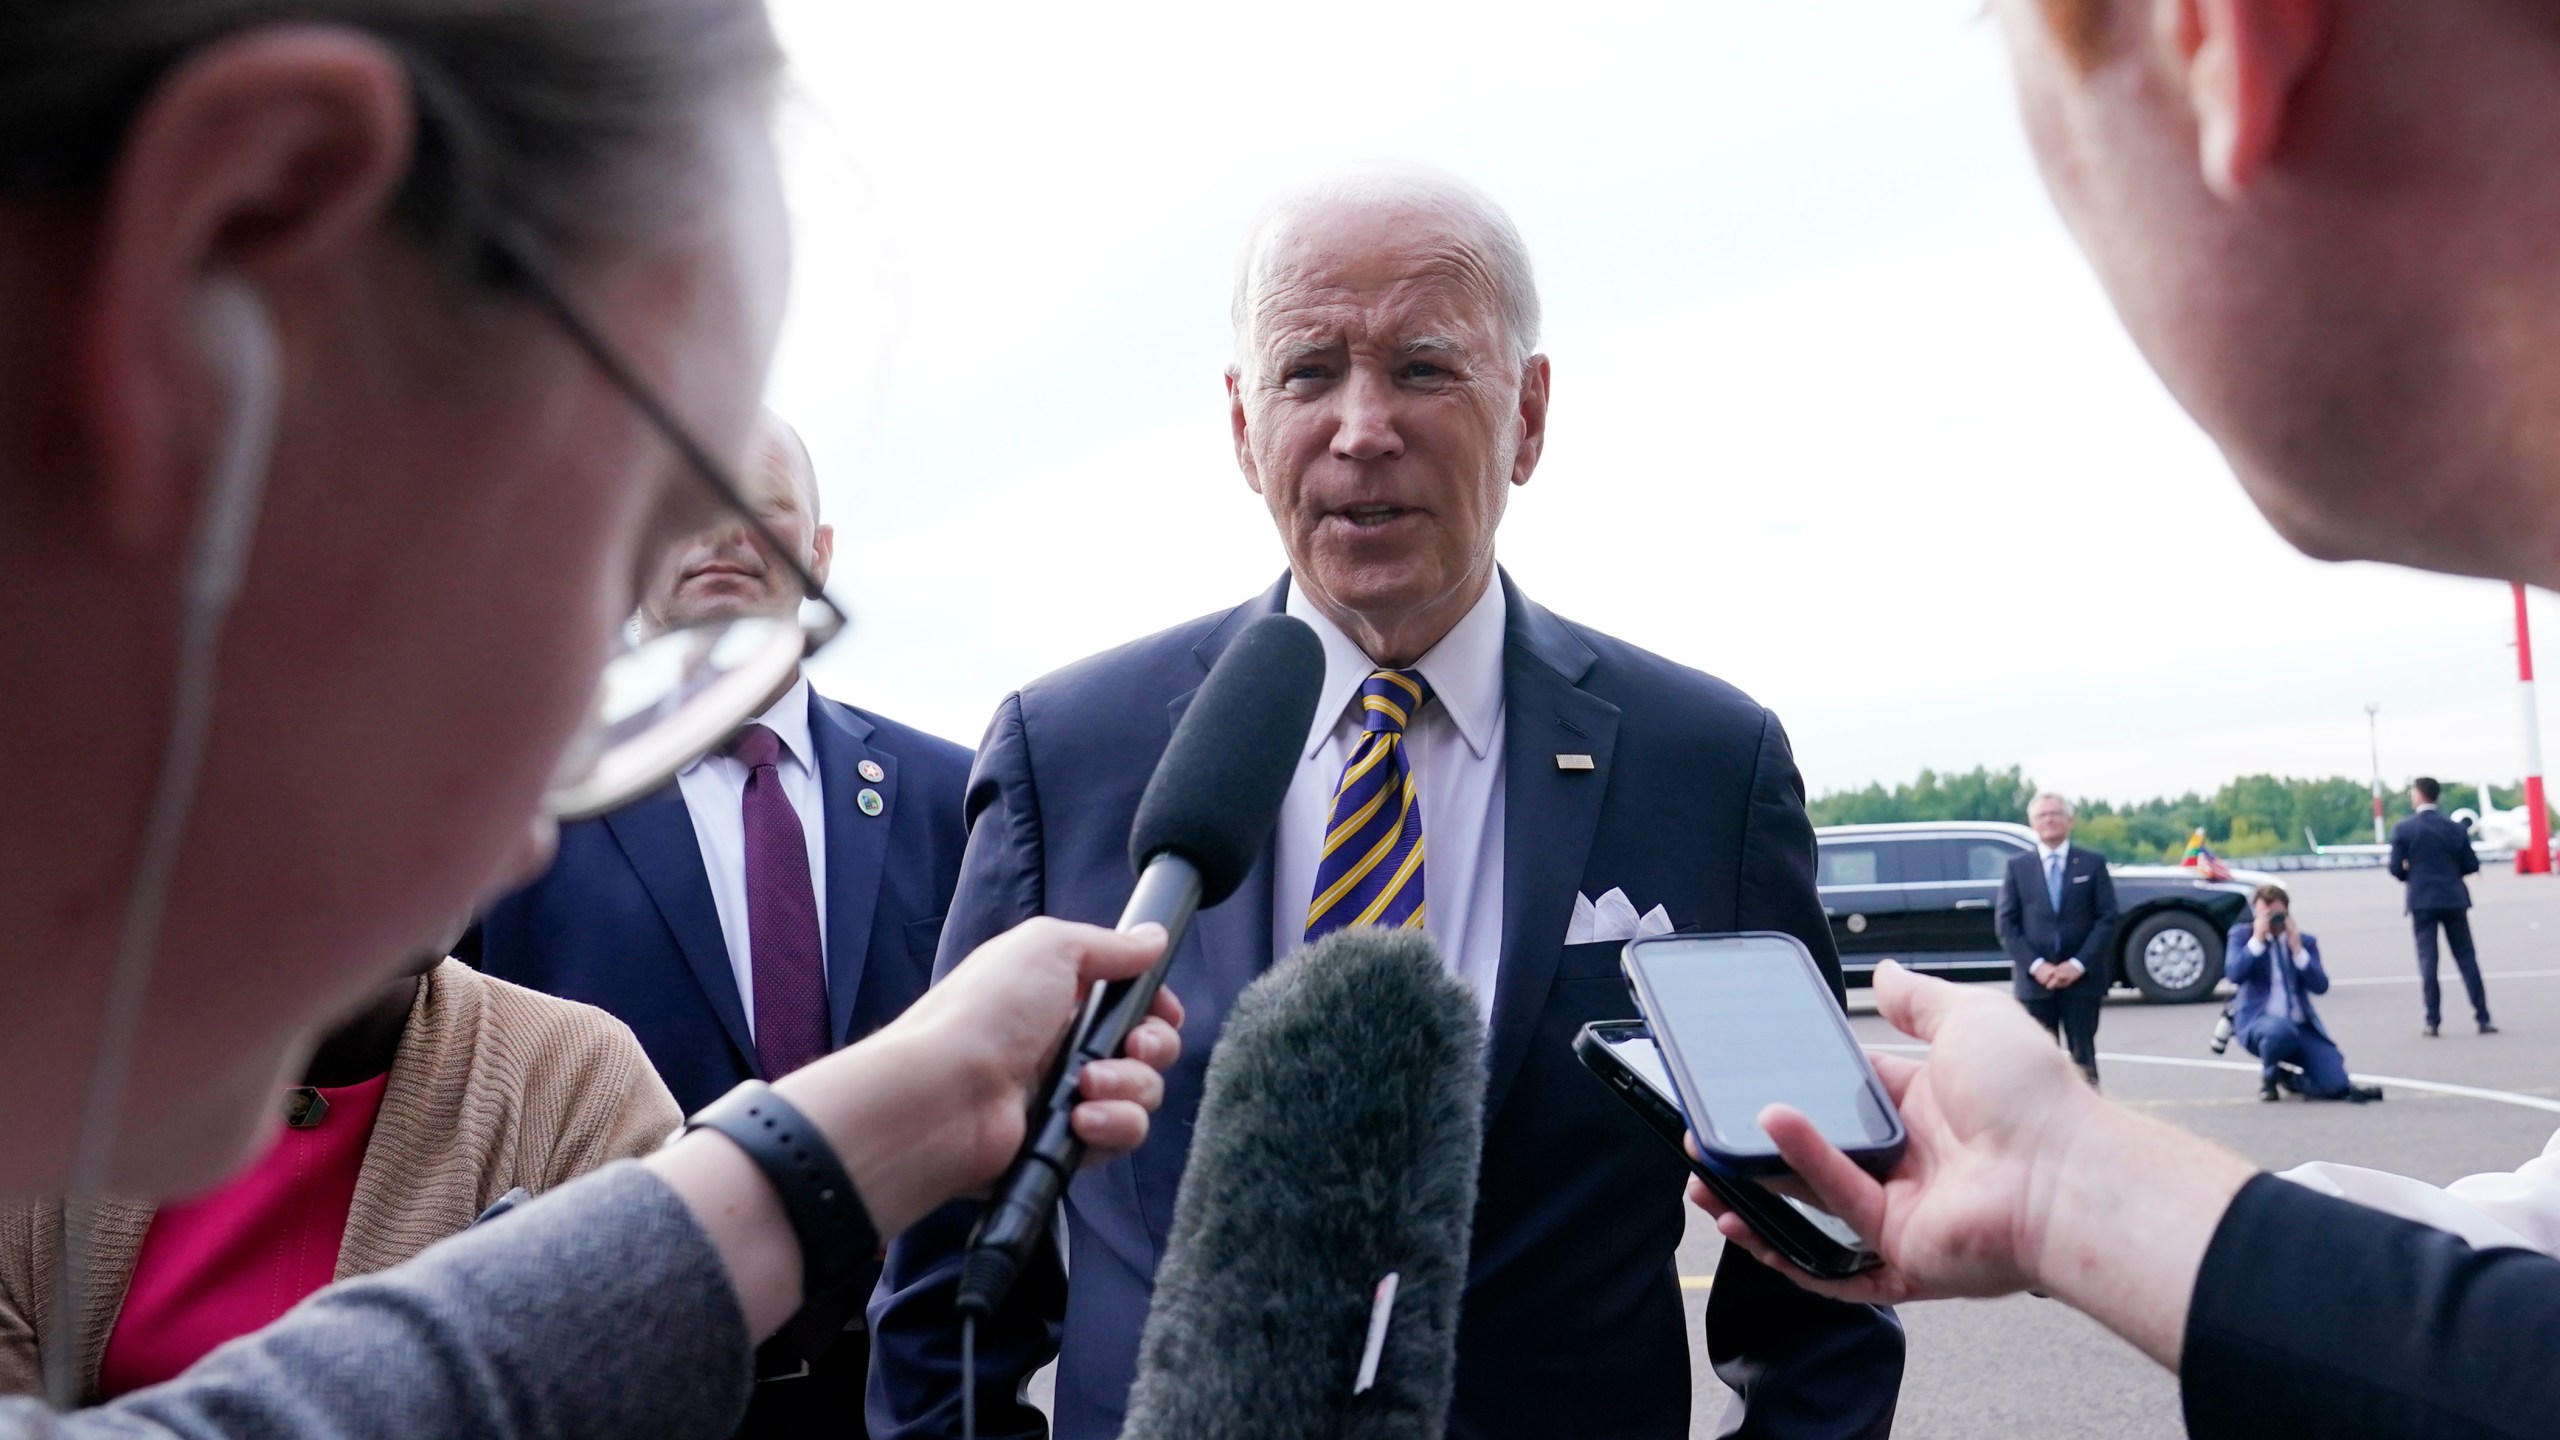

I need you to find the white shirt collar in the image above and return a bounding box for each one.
[683,671,813,776]
[2415,802,2439,812]
[2037,838,2071,864]
[1286,575,1507,761]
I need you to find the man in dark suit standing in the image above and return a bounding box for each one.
[868,169,1901,1440]
[1995,791,2119,1086]
[2389,775,2495,1037]
[473,412,972,1438]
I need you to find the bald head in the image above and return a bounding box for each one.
[638,408,835,636]
[1230,167,1541,386]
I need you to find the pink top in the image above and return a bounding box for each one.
[96,1072,390,1398]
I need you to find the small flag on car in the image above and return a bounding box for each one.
[2180,828,2235,882]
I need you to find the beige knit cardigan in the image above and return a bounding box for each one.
[0,960,682,1402]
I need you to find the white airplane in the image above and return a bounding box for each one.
[2307,784,2526,856]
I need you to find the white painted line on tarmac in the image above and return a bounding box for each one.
[1868,1044,2560,1115]
[2327,967,2560,987]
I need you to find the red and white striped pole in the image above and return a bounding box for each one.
[2514,583,2552,873]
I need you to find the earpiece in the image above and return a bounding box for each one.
[184,277,282,612]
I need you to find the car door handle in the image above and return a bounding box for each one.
[1954,899,1991,910]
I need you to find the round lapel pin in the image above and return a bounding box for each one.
[858,759,885,783]
[857,787,884,817]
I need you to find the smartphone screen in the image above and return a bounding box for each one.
[1599,1032,1869,1253]
[1635,934,1895,1155]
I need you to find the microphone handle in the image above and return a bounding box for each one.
[957,853,1203,1318]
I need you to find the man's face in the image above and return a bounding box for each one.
[2030,800,2075,846]
[1228,202,1547,640]
[640,429,833,633]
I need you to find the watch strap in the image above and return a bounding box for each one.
[684,1080,880,1309]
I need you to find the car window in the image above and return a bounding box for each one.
[1943,839,2021,882]
[1888,838,1947,883]
[1817,842,1888,887]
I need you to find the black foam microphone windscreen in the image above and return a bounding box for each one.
[1120,928,1486,1440]
[1128,612,1326,905]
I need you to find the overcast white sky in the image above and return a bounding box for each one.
[757,0,2551,805]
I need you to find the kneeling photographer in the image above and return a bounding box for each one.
[2225,885,2380,1106]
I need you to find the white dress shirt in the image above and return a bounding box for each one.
[675,673,828,1038]
[1271,578,1508,1017]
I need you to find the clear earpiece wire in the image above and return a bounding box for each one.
[42,279,281,1411]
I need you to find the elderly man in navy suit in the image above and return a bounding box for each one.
[1995,791,2119,1087]
[2389,776,2496,1037]
[473,411,972,1440]
[867,169,1901,1440]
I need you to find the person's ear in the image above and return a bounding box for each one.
[77,26,413,553]
[2156,0,2330,201]
[807,522,835,589]
[1226,367,1264,496]
[1510,355,1551,488]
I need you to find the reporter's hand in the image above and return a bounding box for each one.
[777,917,1183,1233]
[1686,960,2252,1370]
[651,917,1183,1339]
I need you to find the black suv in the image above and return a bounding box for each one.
[1814,821,2253,1003]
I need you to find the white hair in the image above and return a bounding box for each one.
[1228,164,1542,382]
[2027,791,2075,818]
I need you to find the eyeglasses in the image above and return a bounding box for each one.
[479,229,848,821]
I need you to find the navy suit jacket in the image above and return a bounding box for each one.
[1994,845,2119,1001]
[868,574,1902,1440]
[472,685,972,1115]
[2222,925,2332,1044]
[2388,809,2478,914]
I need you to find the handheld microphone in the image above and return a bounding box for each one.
[955,613,1324,1321]
[1120,928,1486,1440]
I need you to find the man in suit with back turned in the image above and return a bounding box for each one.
[866,167,1902,1440]
[1995,790,2119,1087]
[473,410,973,1439]
[2389,775,2495,1037]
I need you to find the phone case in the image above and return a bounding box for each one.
[1618,930,1907,1178]
[1572,1021,1878,1278]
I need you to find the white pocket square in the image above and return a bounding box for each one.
[1564,887,1676,945]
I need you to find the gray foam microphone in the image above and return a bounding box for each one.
[1120,927,1486,1440]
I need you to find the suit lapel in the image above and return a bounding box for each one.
[1127,580,1286,1252]
[2016,852,2054,929]
[809,691,888,1048]
[603,784,756,1070]
[1484,576,1620,1124]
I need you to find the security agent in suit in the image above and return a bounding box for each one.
[472,414,971,1439]
[2222,884,2380,1104]
[868,170,1902,1440]
[1994,791,2119,1085]
[2388,775,2495,1036]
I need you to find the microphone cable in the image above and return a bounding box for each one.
[961,1312,977,1440]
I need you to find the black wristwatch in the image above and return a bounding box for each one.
[683,1081,881,1309]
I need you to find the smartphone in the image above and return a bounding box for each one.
[1574,1020,1879,1278]
[1620,931,1906,1178]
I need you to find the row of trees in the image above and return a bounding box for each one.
[1806,766,2542,862]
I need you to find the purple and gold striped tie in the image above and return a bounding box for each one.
[1305,669,1432,943]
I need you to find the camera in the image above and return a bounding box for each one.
[2210,1008,2235,1055]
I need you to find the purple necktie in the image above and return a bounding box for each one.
[733,724,828,1080]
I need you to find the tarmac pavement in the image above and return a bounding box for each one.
[1681,865,2560,1437]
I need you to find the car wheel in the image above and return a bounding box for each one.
[2122,911,2224,1004]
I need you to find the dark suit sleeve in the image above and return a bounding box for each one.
[2223,927,2264,989]
[2072,858,2119,970]
[868,694,1066,1440]
[2388,823,2412,881]
[2459,826,2482,876]
[2182,1174,2560,1440]
[1708,709,1904,1440]
[1994,861,2038,969]
[2299,935,2330,996]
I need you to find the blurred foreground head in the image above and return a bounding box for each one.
[639,407,831,636]
[0,0,786,1197]
[1992,0,2560,585]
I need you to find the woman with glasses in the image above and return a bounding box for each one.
[0,4,1181,1437]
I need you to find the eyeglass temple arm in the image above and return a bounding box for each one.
[482,231,847,650]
